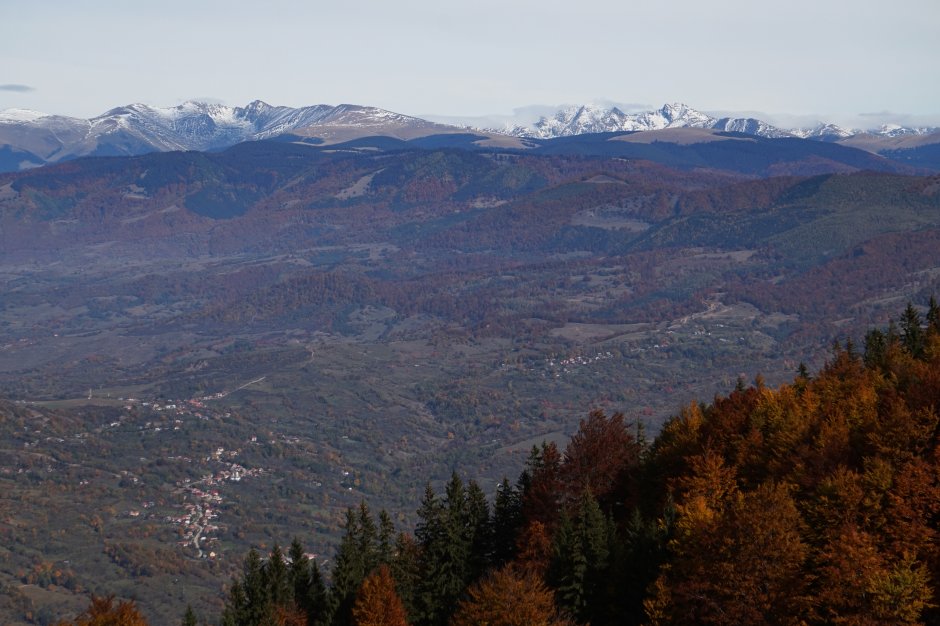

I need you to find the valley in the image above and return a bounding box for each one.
[2,135,940,623]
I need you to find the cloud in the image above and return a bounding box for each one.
[0,84,35,93]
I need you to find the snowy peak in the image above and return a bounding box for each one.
[0,108,51,123]
[521,103,788,139]
[0,101,449,169]
[505,103,940,141]
[526,102,717,138]
[791,123,858,141]
[712,117,791,138]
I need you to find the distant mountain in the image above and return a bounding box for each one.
[3,100,939,174]
[495,103,789,139]
[0,101,470,171]
[490,102,939,144]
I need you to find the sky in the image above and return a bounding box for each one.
[2,0,939,128]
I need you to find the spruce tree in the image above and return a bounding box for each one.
[901,302,924,357]
[264,543,290,608]
[928,295,940,332]
[330,508,366,626]
[378,509,395,565]
[465,479,492,581]
[491,478,522,567]
[306,559,329,626]
[390,532,422,624]
[548,491,611,624]
[356,502,379,576]
[288,539,309,612]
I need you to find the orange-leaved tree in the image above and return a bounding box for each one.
[351,564,409,626]
[54,595,149,626]
[450,566,571,626]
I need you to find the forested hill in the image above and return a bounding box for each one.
[55,301,940,625]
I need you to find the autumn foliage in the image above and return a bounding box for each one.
[450,566,571,626]
[55,596,149,626]
[351,565,408,626]
[209,302,940,625]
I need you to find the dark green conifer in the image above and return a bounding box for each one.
[390,532,422,624]
[927,295,940,331]
[306,559,329,626]
[329,508,366,626]
[264,543,290,608]
[378,509,395,565]
[491,478,522,567]
[287,538,308,610]
[901,302,924,357]
[548,491,611,624]
[465,479,492,581]
[356,501,379,575]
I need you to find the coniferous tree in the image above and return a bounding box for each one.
[265,543,290,608]
[390,532,422,624]
[491,478,522,567]
[356,502,379,575]
[221,580,247,626]
[377,510,395,566]
[330,508,369,626]
[413,474,478,626]
[182,605,198,626]
[222,548,274,626]
[413,483,443,626]
[465,479,493,581]
[928,296,940,332]
[287,539,308,613]
[306,559,329,626]
[901,302,924,358]
[548,491,611,624]
[864,328,888,371]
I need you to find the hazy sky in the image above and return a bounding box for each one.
[3,0,939,127]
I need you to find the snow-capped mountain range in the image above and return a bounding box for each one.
[491,102,937,141]
[1,100,938,172]
[0,101,451,170]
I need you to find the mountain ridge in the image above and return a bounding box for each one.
[2,100,939,173]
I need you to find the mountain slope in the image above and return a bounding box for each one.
[0,101,474,171]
